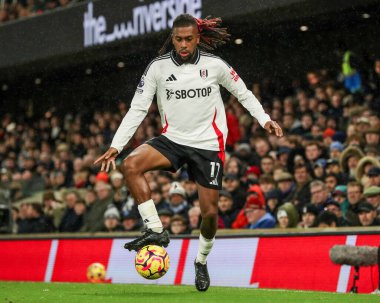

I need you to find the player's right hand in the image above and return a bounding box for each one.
[94,147,119,172]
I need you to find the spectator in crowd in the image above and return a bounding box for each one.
[232,185,265,229]
[169,215,190,235]
[355,156,380,187]
[323,200,348,226]
[291,164,312,211]
[59,190,84,232]
[329,142,344,160]
[299,204,319,228]
[167,182,189,220]
[81,181,112,232]
[356,202,380,227]
[151,188,169,211]
[364,128,380,150]
[158,208,174,230]
[102,207,124,232]
[275,171,295,203]
[305,141,323,168]
[310,180,331,211]
[313,159,326,180]
[243,194,276,229]
[367,167,380,187]
[18,203,54,233]
[316,211,338,228]
[260,156,275,175]
[345,181,364,226]
[188,206,201,231]
[276,202,299,228]
[324,173,339,193]
[183,180,198,205]
[326,159,345,183]
[84,188,97,206]
[332,185,349,215]
[265,188,282,217]
[339,146,364,179]
[122,210,142,231]
[223,174,246,210]
[258,174,276,195]
[218,190,239,228]
[276,209,289,229]
[363,186,380,215]
[109,170,128,210]
[42,190,64,229]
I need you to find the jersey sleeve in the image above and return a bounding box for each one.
[217,60,271,128]
[110,61,157,153]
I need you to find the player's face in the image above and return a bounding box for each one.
[172,25,200,61]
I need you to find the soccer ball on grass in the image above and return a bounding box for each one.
[87,262,106,283]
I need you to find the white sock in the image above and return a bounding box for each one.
[137,199,163,233]
[196,234,215,265]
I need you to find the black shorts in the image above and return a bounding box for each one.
[146,135,224,190]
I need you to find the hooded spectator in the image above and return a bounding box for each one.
[355,157,380,187]
[232,185,268,229]
[276,202,299,228]
[339,146,364,179]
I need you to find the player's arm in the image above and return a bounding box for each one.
[218,61,283,137]
[94,63,157,171]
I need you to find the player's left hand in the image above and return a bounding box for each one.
[264,120,283,137]
[93,147,119,172]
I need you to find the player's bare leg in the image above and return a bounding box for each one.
[122,144,172,251]
[194,184,219,292]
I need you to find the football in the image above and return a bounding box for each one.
[135,245,170,280]
[87,262,107,283]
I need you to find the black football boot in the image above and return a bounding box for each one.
[194,260,210,291]
[124,229,170,251]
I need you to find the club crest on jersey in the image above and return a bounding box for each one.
[199,69,208,80]
[166,89,174,100]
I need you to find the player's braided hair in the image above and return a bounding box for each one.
[158,14,230,56]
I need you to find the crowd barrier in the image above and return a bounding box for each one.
[0,232,379,293]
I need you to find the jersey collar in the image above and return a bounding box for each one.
[170,48,200,66]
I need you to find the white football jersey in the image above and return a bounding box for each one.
[111,49,271,153]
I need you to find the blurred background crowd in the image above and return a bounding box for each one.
[1,48,380,235]
[0,0,77,23]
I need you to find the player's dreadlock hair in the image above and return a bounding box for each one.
[158,14,230,55]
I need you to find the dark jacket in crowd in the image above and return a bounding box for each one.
[219,208,240,228]
[81,197,112,232]
[18,216,55,234]
[59,208,83,232]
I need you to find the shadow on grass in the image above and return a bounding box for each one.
[73,290,197,297]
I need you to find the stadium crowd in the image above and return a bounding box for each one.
[1,53,380,234]
[0,0,76,23]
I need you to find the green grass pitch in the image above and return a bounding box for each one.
[0,282,378,303]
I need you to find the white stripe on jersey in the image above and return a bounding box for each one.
[110,49,271,154]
